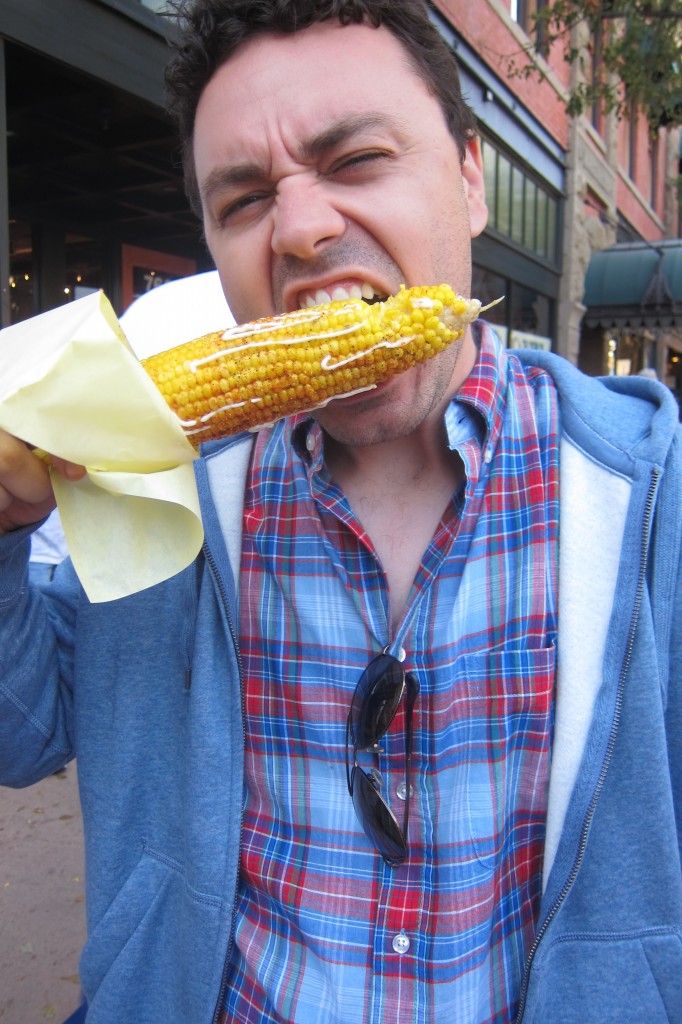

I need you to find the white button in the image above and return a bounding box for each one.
[306,434,315,452]
[392,931,411,954]
[395,646,406,663]
[396,782,413,801]
[483,447,493,464]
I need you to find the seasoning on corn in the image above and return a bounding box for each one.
[141,283,489,444]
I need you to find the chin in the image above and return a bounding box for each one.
[317,405,423,449]
[315,365,448,447]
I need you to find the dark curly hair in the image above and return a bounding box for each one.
[164,0,477,216]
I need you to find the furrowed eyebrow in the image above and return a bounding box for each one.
[199,113,402,207]
[200,163,268,208]
[298,113,401,161]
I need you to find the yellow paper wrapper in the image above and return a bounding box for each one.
[0,291,203,602]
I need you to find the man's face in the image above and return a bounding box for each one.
[193,20,488,446]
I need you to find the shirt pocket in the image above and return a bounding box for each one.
[460,643,555,866]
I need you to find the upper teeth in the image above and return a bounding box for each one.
[302,282,383,308]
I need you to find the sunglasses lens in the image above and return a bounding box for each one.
[350,653,405,749]
[351,767,408,866]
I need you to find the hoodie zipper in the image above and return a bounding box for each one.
[203,541,247,1024]
[514,466,659,1023]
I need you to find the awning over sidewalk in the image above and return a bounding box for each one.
[583,239,682,328]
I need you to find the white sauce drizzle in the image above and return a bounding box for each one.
[320,334,416,371]
[188,307,365,373]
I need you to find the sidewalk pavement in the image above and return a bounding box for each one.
[0,767,86,1024]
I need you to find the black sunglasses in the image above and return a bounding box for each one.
[345,651,420,866]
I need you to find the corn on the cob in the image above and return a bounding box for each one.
[141,284,487,444]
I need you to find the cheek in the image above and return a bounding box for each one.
[208,228,274,323]
[421,185,474,291]
[370,177,471,285]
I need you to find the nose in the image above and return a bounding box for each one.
[271,177,346,259]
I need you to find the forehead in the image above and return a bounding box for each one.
[193,21,438,171]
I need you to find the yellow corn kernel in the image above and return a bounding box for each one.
[141,284,488,444]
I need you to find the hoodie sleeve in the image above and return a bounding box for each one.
[0,527,78,785]
[655,429,682,860]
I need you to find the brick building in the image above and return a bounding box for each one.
[1,0,680,382]
[435,0,681,388]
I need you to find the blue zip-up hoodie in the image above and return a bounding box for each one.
[0,349,681,1023]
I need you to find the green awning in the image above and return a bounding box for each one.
[583,239,682,329]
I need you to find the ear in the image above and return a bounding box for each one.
[461,138,488,239]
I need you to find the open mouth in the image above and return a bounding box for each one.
[298,281,388,308]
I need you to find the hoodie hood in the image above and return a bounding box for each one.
[513,347,679,475]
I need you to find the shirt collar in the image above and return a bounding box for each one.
[447,320,508,456]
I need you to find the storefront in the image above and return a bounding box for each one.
[1,0,566,343]
[581,239,682,402]
[0,0,210,328]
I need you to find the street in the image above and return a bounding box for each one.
[0,767,85,1023]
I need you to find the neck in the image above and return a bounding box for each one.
[325,416,456,496]
[324,417,463,632]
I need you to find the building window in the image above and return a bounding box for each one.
[480,137,560,267]
[649,133,659,209]
[627,98,638,181]
[496,153,513,237]
[510,0,548,53]
[589,21,605,134]
[511,166,525,246]
[472,265,555,348]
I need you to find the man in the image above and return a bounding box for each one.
[0,2,680,1022]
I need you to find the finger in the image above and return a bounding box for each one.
[0,431,53,505]
[0,433,59,533]
[0,487,58,534]
[49,456,87,482]
[30,448,86,482]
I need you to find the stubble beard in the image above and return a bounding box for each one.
[315,335,466,450]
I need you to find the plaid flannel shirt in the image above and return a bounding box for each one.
[222,323,560,1023]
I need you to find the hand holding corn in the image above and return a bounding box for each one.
[141,284,489,444]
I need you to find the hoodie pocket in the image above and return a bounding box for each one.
[79,847,227,1022]
[525,930,682,1023]
[79,849,175,997]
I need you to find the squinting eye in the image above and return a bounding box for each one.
[334,151,389,173]
[218,192,270,223]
